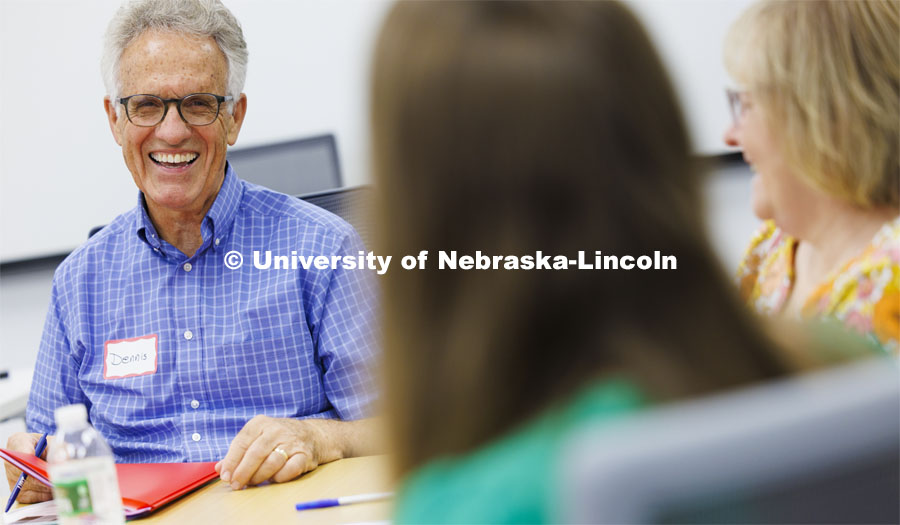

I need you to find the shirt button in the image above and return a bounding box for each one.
[190,400,200,409]
[214,238,220,246]
[183,263,192,272]
[192,433,201,442]
[184,330,193,340]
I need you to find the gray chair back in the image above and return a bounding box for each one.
[297,186,373,250]
[227,134,342,195]
[559,358,900,524]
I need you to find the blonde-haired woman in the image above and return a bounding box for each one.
[725,0,900,354]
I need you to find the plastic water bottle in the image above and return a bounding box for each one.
[47,404,125,525]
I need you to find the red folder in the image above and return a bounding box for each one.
[1,448,218,518]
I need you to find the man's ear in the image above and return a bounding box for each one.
[104,96,123,146]
[226,94,247,146]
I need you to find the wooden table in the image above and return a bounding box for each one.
[137,455,393,524]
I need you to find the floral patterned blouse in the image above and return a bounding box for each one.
[737,216,900,356]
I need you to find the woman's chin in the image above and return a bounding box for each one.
[753,203,775,221]
[749,175,775,221]
[750,195,775,222]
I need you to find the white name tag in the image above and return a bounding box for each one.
[103,334,158,380]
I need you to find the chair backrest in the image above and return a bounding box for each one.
[297,186,374,250]
[227,134,342,195]
[558,358,900,524]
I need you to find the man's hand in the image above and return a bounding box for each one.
[214,416,379,490]
[5,433,52,504]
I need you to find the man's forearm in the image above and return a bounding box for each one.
[303,417,384,464]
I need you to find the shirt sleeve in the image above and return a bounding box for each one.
[26,277,89,434]
[311,229,379,420]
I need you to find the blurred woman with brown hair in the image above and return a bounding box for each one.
[371,1,856,522]
[726,1,899,355]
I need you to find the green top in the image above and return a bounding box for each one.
[393,379,645,524]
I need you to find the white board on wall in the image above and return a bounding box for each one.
[0,0,746,263]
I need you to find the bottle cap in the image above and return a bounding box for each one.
[54,404,88,431]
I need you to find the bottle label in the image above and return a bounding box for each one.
[50,457,124,524]
[53,478,93,517]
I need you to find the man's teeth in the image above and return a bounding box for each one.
[151,152,198,164]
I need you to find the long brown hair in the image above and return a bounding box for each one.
[372,1,794,476]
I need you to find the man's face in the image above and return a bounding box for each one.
[104,30,246,217]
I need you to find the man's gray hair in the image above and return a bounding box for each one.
[101,0,248,107]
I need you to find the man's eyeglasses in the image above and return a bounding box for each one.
[117,93,233,127]
[725,88,748,126]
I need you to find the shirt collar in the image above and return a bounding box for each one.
[135,162,243,253]
[136,194,161,250]
[204,162,242,252]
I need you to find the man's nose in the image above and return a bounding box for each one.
[723,122,740,148]
[155,103,192,144]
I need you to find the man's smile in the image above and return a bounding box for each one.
[149,151,199,169]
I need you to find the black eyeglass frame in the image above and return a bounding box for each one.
[117,93,234,127]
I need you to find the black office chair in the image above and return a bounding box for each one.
[297,186,373,250]
[558,358,900,524]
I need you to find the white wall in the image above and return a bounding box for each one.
[0,0,747,262]
[628,0,753,154]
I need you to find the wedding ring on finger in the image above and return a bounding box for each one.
[274,447,289,461]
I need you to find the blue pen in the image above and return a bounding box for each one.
[5,433,49,513]
[295,491,393,511]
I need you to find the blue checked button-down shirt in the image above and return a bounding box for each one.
[26,165,378,463]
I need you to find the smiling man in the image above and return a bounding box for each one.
[5,0,379,502]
